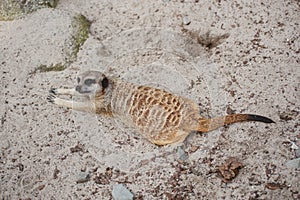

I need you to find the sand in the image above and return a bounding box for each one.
[0,0,299,199]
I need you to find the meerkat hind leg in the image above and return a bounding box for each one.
[149,130,189,145]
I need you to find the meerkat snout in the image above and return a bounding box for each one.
[75,85,83,92]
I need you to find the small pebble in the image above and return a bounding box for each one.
[286,158,300,169]
[295,148,300,158]
[290,141,298,150]
[0,139,10,149]
[97,44,112,57]
[47,0,57,7]
[177,146,188,161]
[112,184,134,200]
[76,171,90,183]
[182,16,191,25]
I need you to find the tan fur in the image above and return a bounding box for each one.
[48,71,274,145]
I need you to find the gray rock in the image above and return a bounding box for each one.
[177,146,188,161]
[0,139,10,150]
[112,184,134,200]
[76,171,90,183]
[295,148,300,158]
[182,16,191,25]
[286,158,300,169]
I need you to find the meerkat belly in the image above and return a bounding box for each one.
[110,82,195,137]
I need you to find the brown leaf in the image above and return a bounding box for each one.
[94,167,113,185]
[190,145,199,153]
[265,182,286,190]
[53,167,60,179]
[70,142,85,153]
[218,157,243,182]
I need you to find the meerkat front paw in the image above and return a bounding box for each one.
[47,94,57,103]
[49,88,58,95]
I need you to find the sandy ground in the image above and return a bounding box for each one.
[0,0,299,199]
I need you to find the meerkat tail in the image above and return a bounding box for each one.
[198,114,274,132]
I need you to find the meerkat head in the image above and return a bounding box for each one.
[75,71,109,95]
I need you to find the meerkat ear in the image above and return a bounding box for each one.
[101,77,109,89]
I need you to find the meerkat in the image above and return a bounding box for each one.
[47,70,274,145]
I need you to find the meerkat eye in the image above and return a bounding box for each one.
[84,79,96,86]
[101,77,109,88]
[77,77,80,83]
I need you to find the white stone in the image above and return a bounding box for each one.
[112,184,134,200]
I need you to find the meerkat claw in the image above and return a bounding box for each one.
[49,88,58,95]
[47,94,57,103]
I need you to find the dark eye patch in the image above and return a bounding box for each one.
[77,77,80,83]
[84,79,96,86]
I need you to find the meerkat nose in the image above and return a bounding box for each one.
[75,85,81,92]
